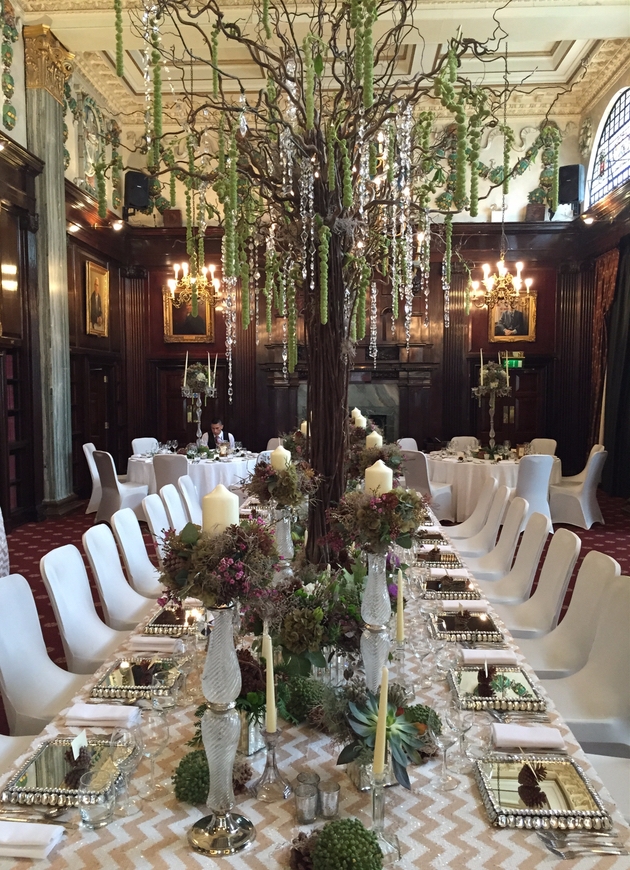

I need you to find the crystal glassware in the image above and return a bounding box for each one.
[445,700,475,774]
[429,717,458,791]
[110,726,143,816]
[139,708,169,799]
[371,771,401,864]
[360,552,391,694]
[253,729,293,802]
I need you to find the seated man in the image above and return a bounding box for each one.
[210,418,235,449]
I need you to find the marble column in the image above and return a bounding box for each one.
[24,25,76,511]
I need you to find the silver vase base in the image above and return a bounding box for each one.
[375,830,401,865]
[188,811,255,856]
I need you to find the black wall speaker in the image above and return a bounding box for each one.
[558,164,585,204]
[124,171,150,210]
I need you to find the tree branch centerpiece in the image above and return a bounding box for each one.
[472,361,511,448]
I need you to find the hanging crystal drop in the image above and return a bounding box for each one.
[238,91,248,136]
[442,260,450,328]
[369,281,379,368]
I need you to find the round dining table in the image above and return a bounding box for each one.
[127,454,258,501]
[427,454,561,522]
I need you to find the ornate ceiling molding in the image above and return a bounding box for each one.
[72,51,144,122]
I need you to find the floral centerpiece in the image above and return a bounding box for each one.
[328,488,429,555]
[281,429,307,461]
[345,443,404,488]
[183,362,213,394]
[159,519,278,609]
[245,459,320,509]
[471,360,511,448]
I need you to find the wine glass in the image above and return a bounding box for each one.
[174,633,197,705]
[429,713,459,791]
[445,700,475,774]
[139,709,170,799]
[110,726,143,816]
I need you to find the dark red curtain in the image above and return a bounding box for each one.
[589,248,619,447]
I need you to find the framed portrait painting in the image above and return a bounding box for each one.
[86,261,109,337]
[163,287,214,343]
[489,292,537,343]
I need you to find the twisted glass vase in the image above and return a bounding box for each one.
[273,507,294,581]
[360,553,391,694]
[188,605,255,856]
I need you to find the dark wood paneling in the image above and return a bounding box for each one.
[442,268,471,441]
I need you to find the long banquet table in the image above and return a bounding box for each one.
[0,514,628,869]
[127,454,258,499]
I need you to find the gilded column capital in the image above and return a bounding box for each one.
[23,24,74,105]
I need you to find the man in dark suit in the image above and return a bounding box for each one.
[495,302,525,336]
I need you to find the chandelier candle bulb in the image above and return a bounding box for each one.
[270,444,291,471]
[366,430,383,449]
[202,484,239,536]
[354,414,367,429]
[372,666,389,776]
[262,632,277,733]
[396,569,404,643]
[365,459,393,495]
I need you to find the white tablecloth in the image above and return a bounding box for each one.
[127,456,257,500]
[427,456,562,522]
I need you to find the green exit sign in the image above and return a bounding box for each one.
[506,359,523,368]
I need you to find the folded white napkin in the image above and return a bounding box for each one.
[0,821,65,859]
[129,636,182,654]
[492,723,566,751]
[429,567,469,579]
[461,649,518,666]
[65,703,141,729]
[441,600,489,613]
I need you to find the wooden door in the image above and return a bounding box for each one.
[477,364,548,447]
[87,366,115,452]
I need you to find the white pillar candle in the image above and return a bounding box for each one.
[202,484,239,536]
[396,569,404,643]
[351,407,361,419]
[300,420,309,436]
[372,666,389,776]
[365,459,393,495]
[184,351,189,383]
[270,444,291,471]
[262,632,277,733]
[354,414,367,429]
[366,430,383,449]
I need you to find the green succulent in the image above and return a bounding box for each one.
[311,818,383,870]
[405,703,442,736]
[172,749,253,804]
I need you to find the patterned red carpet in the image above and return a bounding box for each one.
[0,492,628,735]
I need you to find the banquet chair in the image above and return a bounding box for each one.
[93,450,148,524]
[455,485,510,558]
[111,508,163,598]
[492,527,581,639]
[507,454,554,530]
[153,453,189,493]
[143,493,171,565]
[557,444,605,485]
[479,512,550,604]
[40,545,129,674]
[132,436,158,455]
[397,437,418,451]
[448,436,479,453]
[177,474,203,526]
[83,442,128,515]
[266,437,281,450]
[585,755,630,822]
[541,575,630,755]
[529,437,557,455]
[447,477,497,540]
[0,505,9,578]
[516,551,620,679]
[257,450,272,466]
[400,450,454,522]
[0,574,85,735]
[549,449,607,529]
[0,734,35,773]
[460,497,528,581]
[82,525,154,631]
[160,484,189,534]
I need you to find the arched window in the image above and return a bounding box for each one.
[587,88,630,208]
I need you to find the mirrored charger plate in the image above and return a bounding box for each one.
[473,753,613,831]
[448,666,546,712]
[422,575,481,600]
[90,657,180,701]
[429,611,504,644]
[415,531,449,546]
[417,551,464,569]
[144,601,204,636]
[1,738,124,807]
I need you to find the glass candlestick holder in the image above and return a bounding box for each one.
[393,641,414,702]
[371,771,401,865]
[253,729,293,802]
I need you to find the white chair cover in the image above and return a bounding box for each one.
[83,442,102,515]
[529,438,557,455]
[93,450,148,524]
[397,437,418,451]
[400,450,454,522]
[512,454,554,530]
[480,512,550,604]
[111,508,163,599]
[160,484,189,534]
[0,733,35,771]
[132,437,158,455]
[517,551,620,679]
[142,493,171,565]
[585,754,630,822]
[40,545,128,675]
[257,451,272,465]
[0,574,85,735]
[492,527,581,639]
[449,436,479,452]
[82,525,154,632]
[549,449,607,529]
[541,575,630,754]
[456,485,510,558]
[559,444,605,485]
[462,497,528,581]
[153,454,189,493]
[177,475,203,526]
[0,505,9,579]
[447,477,497,540]
[266,438,281,450]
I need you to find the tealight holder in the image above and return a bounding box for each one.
[253,729,293,802]
[371,771,401,864]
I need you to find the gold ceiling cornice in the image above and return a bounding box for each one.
[23,24,74,105]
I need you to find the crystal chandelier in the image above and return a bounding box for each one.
[468,254,533,310]
[167,262,221,312]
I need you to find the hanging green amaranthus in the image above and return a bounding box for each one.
[114,0,124,77]
[354,0,364,85]
[350,0,361,28]
[369,141,377,177]
[454,98,468,208]
[501,124,515,195]
[550,132,560,212]
[340,139,353,208]
[211,26,219,99]
[170,171,177,207]
[444,214,452,283]
[317,219,331,325]
[303,35,315,131]
[261,0,271,39]
[362,0,375,109]
[356,259,369,340]
[326,128,336,190]
[468,117,482,217]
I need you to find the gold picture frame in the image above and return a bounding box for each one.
[489,292,536,343]
[86,261,109,337]
[163,287,214,343]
